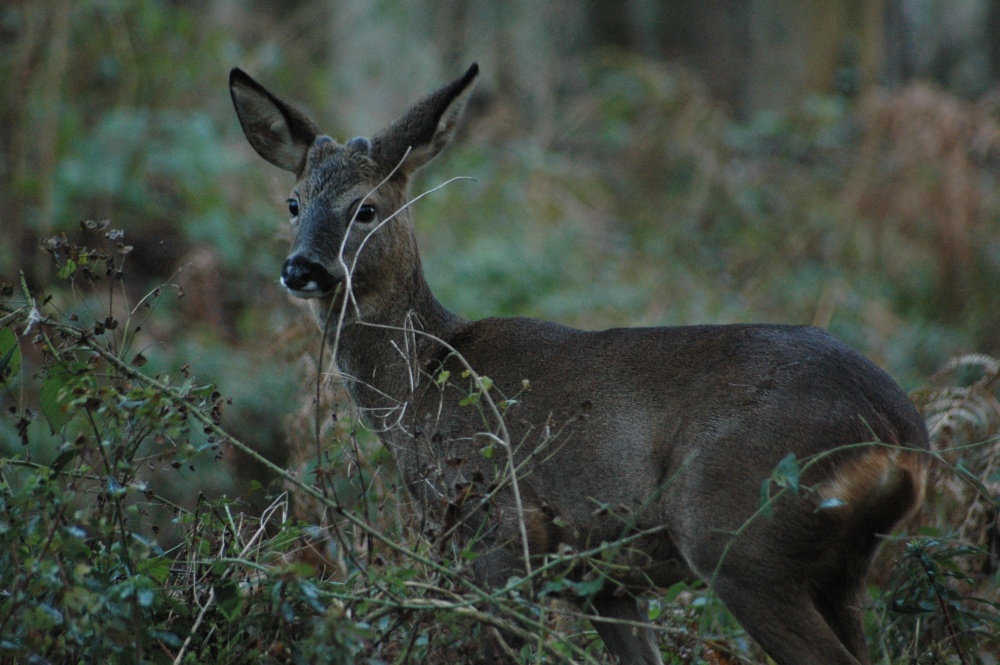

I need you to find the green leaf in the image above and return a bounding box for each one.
[51,442,80,472]
[138,557,172,584]
[567,577,604,598]
[214,579,242,621]
[435,370,450,386]
[0,328,21,385]
[539,579,568,596]
[57,258,77,279]
[662,581,689,603]
[759,478,774,518]
[772,452,800,493]
[40,366,75,433]
[105,476,127,498]
[478,375,493,392]
[137,587,155,608]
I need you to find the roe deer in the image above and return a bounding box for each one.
[230,64,930,665]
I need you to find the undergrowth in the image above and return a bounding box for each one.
[1,225,998,664]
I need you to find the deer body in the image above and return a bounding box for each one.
[231,64,929,665]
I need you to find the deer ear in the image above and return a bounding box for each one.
[230,68,321,175]
[373,63,479,177]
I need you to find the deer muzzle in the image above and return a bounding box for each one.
[280,254,339,298]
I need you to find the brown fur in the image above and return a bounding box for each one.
[230,65,931,665]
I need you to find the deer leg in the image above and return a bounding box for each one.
[472,544,525,663]
[711,576,864,665]
[814,584,871,665]
[587,595,663,665]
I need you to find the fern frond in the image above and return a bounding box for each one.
[914,353,1000,450]
[909,353,1000,594]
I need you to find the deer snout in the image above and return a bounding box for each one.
[280,255,338,298]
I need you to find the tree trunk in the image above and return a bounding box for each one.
[748,0,885,114]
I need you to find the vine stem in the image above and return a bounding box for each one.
[1,291,606,665]
[918,549,968,665]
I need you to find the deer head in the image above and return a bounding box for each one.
[229,65,479,323]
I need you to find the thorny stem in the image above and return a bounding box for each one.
[917,548,968,665]
[356,318,536,578]
[317,163,536,579]
[1,291,608,663]
[310,284,395,593]
[172,497,289,665]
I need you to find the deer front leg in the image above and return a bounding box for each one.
[587,595,663,665]
[471,544,526,663]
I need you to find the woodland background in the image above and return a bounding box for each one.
[1,1,999,663]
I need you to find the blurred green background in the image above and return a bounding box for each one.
[2,0,999,493]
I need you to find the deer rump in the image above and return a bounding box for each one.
[229,64,930,665]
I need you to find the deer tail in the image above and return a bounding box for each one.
[817,446,928,535]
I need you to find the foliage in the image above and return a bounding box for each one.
[0,229,364,664]
[5,2,1000,386]
[3,2,1000,662]
[876,353,1000,664]
[2,229,998,664]
[874,539,1000,664]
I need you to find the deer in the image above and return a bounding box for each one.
[229,63,930,665]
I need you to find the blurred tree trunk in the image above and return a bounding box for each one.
[582,0,752,113]
[0,0,71,286]
[837,0,994,97]
[747,0,885,113]
[581,0,884,117]
[987,0,1000,84]
[883,0,916,86]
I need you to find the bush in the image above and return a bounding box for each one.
[4,223,1000,664]
[0,227,363,664]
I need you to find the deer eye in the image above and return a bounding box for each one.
[287,199,299,217]
[354,204,377,224]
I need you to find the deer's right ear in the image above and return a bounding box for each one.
[373,63,479,177]
[229,68,320,175]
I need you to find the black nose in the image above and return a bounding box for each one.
[281,255,337,293]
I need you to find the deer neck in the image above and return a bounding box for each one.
[323,256,462,417]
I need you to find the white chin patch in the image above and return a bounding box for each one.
[286,288,325,300]
[281,278,326,299]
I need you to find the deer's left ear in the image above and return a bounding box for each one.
[230,68,321,176]
[373,64,479,177]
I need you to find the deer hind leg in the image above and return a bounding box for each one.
[711,575,866,665]
[813,585,870,665]
[586,595,663,665]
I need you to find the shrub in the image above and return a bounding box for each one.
[2,223,998,664]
